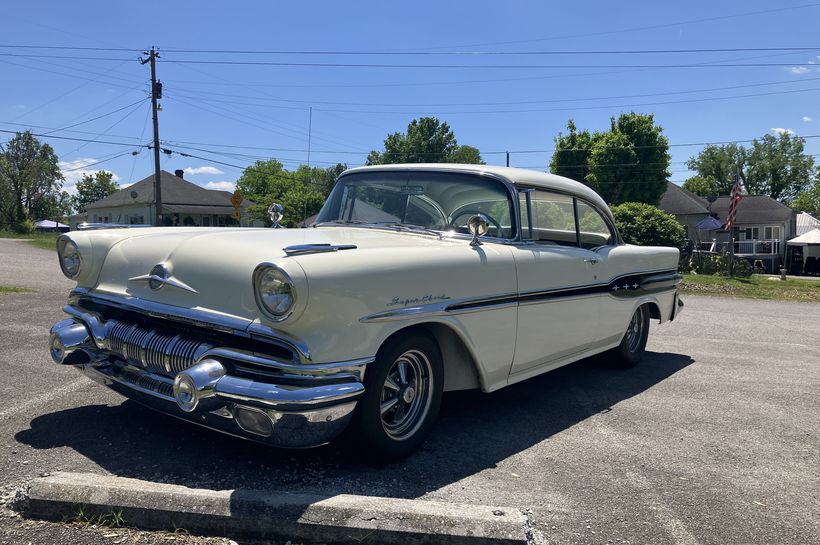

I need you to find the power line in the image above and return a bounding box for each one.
[59,150,140,172]
[391,3,820,50]
[160,59,819,69]
[169,84,820,115]
[42,98,148,135]
[169,75,820,108]
[0,128,149,148]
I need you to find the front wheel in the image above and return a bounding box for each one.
[609,304,650,368]
[350,332,443,460]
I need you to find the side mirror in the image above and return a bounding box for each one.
[268,203,284,229]
[467,214,489,246]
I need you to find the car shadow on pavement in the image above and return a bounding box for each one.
[16,350,692,499]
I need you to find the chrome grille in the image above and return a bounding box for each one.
[104,318,212,375]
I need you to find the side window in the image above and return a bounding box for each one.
[576,201,613,249]
[520,191,577,246]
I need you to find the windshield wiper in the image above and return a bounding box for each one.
[314,219,370,226]
[382,223,444,239]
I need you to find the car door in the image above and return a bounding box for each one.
[509,190,606,376]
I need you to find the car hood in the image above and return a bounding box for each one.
[88,226,478,321]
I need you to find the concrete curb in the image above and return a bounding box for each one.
[18,472,530,544]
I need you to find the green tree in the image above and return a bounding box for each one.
[611,202,686,251]
[745,133,814,203]
[685,133,814,203]
[549,120,598,183]
[366,117,484,165]
[685,143,747,195]
[682,175,720,197]
[792,179,820,214]
[549,113,670,206]
[0,131,63,229]
[73,170,119,213]
[235,159,330,227]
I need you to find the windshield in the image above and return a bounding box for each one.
[315,170,516,239]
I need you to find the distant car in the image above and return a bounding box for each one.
[49,164,683,459]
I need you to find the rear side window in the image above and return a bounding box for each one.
[519,190,614,248]
[576,200,613,249]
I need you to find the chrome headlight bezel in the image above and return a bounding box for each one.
[253,263,297,321]
[56,236,82,279]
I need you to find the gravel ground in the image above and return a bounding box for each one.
[0,238,817,544]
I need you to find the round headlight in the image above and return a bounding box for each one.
[57,237,82,279]
[254,265,296,320]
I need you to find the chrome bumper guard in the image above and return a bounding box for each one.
[50,312,370,448]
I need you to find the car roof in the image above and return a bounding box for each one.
[343,163,612,219]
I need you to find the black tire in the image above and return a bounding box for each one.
[609,304,650,368]
[350,331,443,461]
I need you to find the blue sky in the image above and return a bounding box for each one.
[2,1,819,195]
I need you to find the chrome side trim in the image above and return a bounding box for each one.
[359,268,679,323]
[283,243,357,256]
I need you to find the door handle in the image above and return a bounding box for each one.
[584,257,600,264]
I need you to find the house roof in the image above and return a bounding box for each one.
[86,170,251,210]
[797,212,820,236]
[658,181,710,216]
[711,194,794,224]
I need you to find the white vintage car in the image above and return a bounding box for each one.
[49,164,683,458]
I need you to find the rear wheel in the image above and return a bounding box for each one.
[609,304,650,368]
[351,331,443,460]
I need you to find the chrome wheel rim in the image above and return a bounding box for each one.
[625,306,646,353]
[380,349,433,441]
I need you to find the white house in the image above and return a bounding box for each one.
[74,169,261,229]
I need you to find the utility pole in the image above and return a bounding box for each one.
[506,151,510,167]
[140,47,163,226]
[307,106,313,167]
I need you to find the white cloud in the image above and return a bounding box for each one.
[770,127,795,136]
[184,166,224,176]
[803,116,813,122]
[204,180,235,192]
[790,66,810,74]
[58,158,120,194]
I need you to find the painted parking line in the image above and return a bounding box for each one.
[0,377,89,419]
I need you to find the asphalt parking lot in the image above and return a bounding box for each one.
[0,237,818,544]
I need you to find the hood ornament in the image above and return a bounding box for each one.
[129,263,198,293]
[268,203,284,229]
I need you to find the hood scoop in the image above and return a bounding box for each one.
[283,243,357,256]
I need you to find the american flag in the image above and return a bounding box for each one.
[725,174,743,233]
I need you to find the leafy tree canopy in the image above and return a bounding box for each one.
[550,113,670,206]
[0,131,64,229]
[73,170,119,213]
[366,117,484,165]
[686,132,815,203]
[236,160,345,227]
[682,174,720,197]
[792,179,820,215]
[611,202,686,251]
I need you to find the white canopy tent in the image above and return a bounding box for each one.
[787,228,820,273]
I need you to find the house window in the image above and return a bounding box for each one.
[202,216,210,227]
[743,227,759,240]
[764,226,780,240]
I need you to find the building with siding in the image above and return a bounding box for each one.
[73,169,261,229]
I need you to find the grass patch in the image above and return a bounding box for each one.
[0,229,60,251]
[0,285,35,294]
[681,273,820,302]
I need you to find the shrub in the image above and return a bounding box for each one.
[611,202,686,250]
[688,254,753,277]
[12,219,36,235]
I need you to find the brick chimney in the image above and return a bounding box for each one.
[174,169,184,179]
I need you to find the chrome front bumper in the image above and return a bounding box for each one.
[49,312,370,448]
